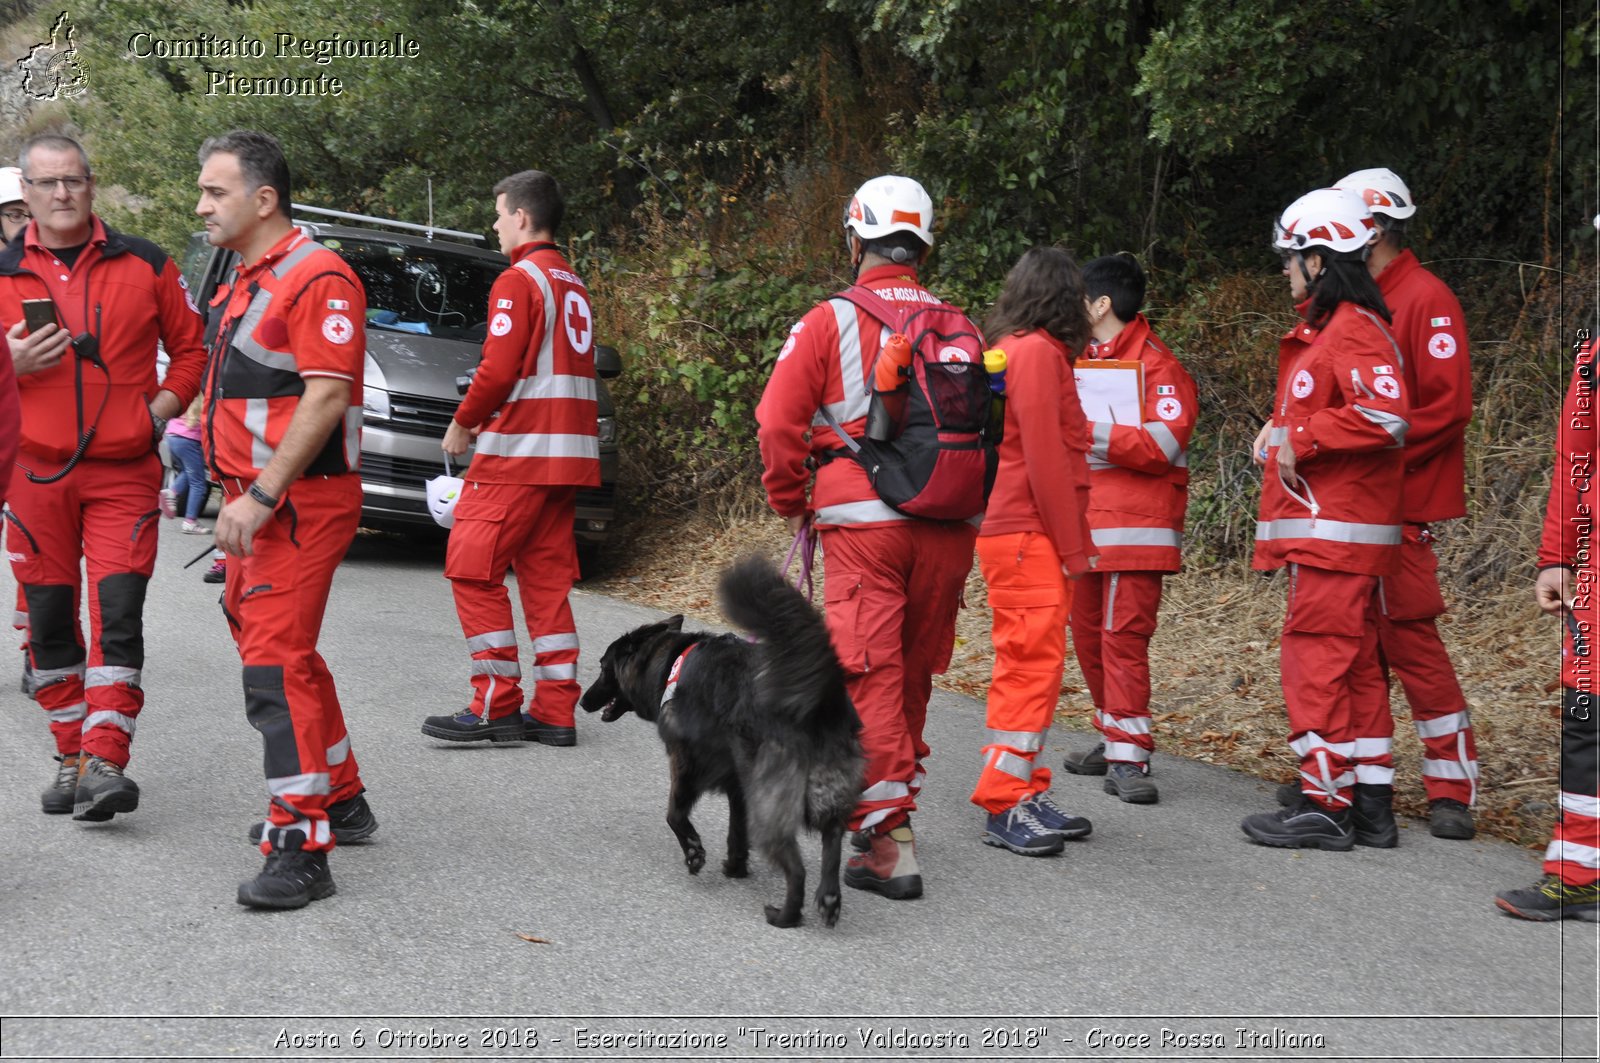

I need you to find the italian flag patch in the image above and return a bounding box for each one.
[327,299,349,310]
[1156,384,1175,395]
[1430,316,1451,327]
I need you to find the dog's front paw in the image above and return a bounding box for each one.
[815,889,841,928]
[722,856,749,878]
[764,903,802,928]
[683,842,705,875]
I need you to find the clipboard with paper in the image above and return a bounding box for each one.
[1072,359,1144,424]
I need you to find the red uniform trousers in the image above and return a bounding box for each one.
[971,532,1072,812]
[1280,565,1394,810]
[6,452,160,767]
[1375,524,1478,804]
[222,475,364,854]
[1550,686,1600,885]
[820,520,976,833]
[446,481,581,727]
[1069,569,1164,766]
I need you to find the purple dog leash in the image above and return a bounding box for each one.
[783,516,817,602]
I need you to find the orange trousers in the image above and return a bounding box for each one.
[971,531,1073,813]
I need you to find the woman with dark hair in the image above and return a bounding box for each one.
[969,246,1097,857]
[1241,187,1411,851]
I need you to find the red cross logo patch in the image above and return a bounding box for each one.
[1155,396,1183,421]
[1427,332,1457,360]
[321,313,354,345]
[563,291,593,354]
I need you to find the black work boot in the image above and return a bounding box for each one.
[42,752,81,814]
[1240,798,1355,851]
[1061,740,1108,776]
[1275,780,1301,807]
[1351,783,1399,848]
[237,831,336,909]
[1429,798,1476,840]
[522,713,577,746]
[421,709,524,744]
[248,791,378,846]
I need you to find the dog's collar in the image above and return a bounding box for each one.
[661,643,697,707]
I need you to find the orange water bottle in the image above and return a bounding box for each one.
[865,333,913,441]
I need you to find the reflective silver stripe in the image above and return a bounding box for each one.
[12,609,27,626]
[1353,764,1395,784]
[472,659,522,677]
[811,300,871,428]
[1354,403,1408,444]
[533,632,580,654]
[986,728,1045,752]
[1351,736,1391,758]
[474,432,600,460]
[1144,421,1182,463]
[1561,792,1600,818]
[1089,421,1112,462]
[910,768,927,794]
[1546,839,1600,869]
[508,373,598,403]
[1091,527,1183,549]
[267,771,331,797]
[1103,740,1149,763]
[859,779,911,802]
[82,710,136,735]
[993,750,1035,782]
[512,259,559,379]
[1173,450,1188,468]
[1414,711,1471,740]
[231,239,321,375]
[33,663,85,683]
[1255,518,1402,546]
[859,808,895,832]
[1095,710,1150,736]
[1352,305,1406,374]
[343,405,361,470]
[1106,573,1118,629]
[814,499,909,525]
[245,398,273,469]
[467,630,518,653]
[326,735,350,767]
[1267,426,1287,448]
[85,666,141,689]
[46,703,86,723]
[1289,731,1354,757]
[533,662,577,681]
[1421,757,1477,780]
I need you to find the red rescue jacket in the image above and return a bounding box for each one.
[1375,249,1472,522]
[1540,336,1598,689]
[1254,301,1410,577]
[0,216,206,464]
[1076,315,1196,572]
[455,242,600,487]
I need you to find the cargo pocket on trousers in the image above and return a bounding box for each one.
[443,499,508,584]
[822,579,871,677]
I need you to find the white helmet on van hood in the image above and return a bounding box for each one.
[843,175,934,248]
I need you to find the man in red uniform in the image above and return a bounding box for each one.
[1242,188,1410,851]
[0,133,206,822]
[3,165,32,697]
[1323,168,1479,839]
[757,175,979,900]
[422,170,598,748]
[1060,253,1198,804]
[1495,331,1599,920]
[196,129,376,908]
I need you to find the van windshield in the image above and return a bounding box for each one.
[316,236,503,343]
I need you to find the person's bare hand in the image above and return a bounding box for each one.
[1536,566,1573,616]
[5,320,70,376]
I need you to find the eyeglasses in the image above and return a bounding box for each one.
[24,176,91,193]
[1,209,28,224]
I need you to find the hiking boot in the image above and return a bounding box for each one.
[1241,798,1354,851]
[1429,798,1476,840]
[1275,780,1301,807]
[1024,791,1093,839]
[1351,783,1399,848]
[41,752,81,814]
[202,559,226,584]
[1494,875,1600,922]
[247,791,378,846]
[1061,740,1108,776]
[844,824,923,899]
[982,802,1065,856]
[236,833,336,910]
[421,709,524,744]
[523,713,577,747]
[1104,761,1159,804]
[72,755,140,821]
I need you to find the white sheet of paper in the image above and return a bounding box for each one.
[1073,362,1142,424]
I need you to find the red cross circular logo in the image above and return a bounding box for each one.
[563,292,593,354]
[1155,397,1183,421]
[321,313,353,345]
[1427,332,1457,360]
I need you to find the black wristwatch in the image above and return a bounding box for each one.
[149,410,168,445]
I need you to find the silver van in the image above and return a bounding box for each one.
[177,209,620,558]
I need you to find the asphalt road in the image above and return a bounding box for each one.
[0,517,1595,1062]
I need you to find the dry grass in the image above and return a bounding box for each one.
[589,511,1561,849]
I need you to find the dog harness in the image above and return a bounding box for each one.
[661,643,697,707]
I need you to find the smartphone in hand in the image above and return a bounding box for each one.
[21,298,56,335]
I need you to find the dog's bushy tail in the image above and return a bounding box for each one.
[717,555,847,725]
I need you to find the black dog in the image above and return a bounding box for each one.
[580,557,863,927]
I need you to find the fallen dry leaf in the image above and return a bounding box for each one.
[515,933,550,944]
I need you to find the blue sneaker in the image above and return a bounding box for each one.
[982,803,1065,856]
[1025,792,1092,839]
[421,710,524,745]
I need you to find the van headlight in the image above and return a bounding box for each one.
[363,353,390,422]
[596,416,616,444]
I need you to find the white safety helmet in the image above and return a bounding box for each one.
[0,166,23,207]
[1334,167,1417,221]
[843,175,935,248]
[1272,187,1379,258]
[425,469,465,529]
